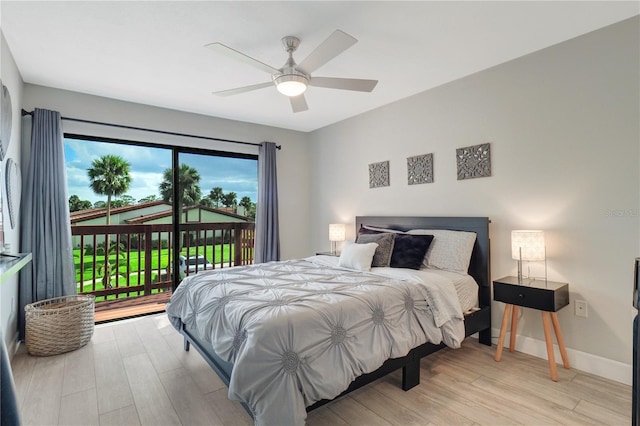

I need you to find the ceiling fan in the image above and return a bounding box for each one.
[205,30,378,113]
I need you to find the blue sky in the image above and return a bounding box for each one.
[64,137,258,204]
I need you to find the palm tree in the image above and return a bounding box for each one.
[222,192,237,209]
[87,155,132,225]
[209,187,224,208]
[159,163,202,206]
[87,155,131,288]
[159,163,202,251]
[239,196,253,216]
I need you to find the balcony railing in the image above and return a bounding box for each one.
[71,222,255,302]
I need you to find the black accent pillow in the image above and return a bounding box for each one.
[390,234,434,270]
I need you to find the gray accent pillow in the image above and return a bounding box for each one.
[355,232,396,267]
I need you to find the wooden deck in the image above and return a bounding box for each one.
[94,292,172,323]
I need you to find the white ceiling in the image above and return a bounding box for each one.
[2,1,638,132]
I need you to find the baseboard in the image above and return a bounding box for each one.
[487,327,631,386]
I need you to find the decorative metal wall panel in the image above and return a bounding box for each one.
[5,158,20,229]
[456,143,491,180]
[369,161,390,188]
[0,80,13,162]
[407,153,433,185]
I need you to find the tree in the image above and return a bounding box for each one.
[222,192,237,209]
[159,163,202,207]
[199,197,213,207]
[68,195,92,212]
[117,195,136,206]
[87,155,132,225]
[94,201,106,208]
[239,196,252,213]
[87,154,132,289]
[209,187,224,208]
[138,194,158,204]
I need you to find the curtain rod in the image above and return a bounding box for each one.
[21,109,281,150]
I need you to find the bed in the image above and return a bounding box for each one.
[166,216,491,425]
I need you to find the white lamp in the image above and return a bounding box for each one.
[511,230,546,284]
[275,74,308,97]
[329,223,346,255]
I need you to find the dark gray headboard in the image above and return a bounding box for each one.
[355,216,491,308]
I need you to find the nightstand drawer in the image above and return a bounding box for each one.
[494,278,569,312]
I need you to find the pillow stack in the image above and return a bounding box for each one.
[338,225,477,273]
[356,227,432,270]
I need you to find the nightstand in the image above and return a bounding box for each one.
[493,276,570,381]
[315,251,340,256]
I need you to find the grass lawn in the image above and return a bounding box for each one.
[73,245,234,300]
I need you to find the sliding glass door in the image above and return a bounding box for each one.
[172,150,257,288]
[65,136,174,302]
[65,135,258,304]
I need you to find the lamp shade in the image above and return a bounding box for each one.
[275,74,308,97]
[511,230,545,261]
[329,223,346,242]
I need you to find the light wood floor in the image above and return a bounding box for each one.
[11,313,631,425]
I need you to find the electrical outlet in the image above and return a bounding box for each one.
[575,300,588,318]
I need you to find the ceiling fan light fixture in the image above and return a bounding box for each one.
[275,74,308,97]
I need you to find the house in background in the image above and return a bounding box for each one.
[69,200,250,247]
[0,1,637,396]
[70,201,249,227]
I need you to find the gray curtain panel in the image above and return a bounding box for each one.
[19,108,76,339]
[254,141,280,263]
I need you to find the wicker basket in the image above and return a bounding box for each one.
[25,295,95,356]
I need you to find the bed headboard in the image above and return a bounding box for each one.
[355,216,491,308]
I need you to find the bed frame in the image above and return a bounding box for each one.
[179,216,491,416]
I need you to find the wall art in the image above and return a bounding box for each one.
[456,143,491,180]
[5,158,21,229]
[0,79,12,162]
[369,161,390,188]
[407,153,433,185]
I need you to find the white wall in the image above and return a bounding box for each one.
[0,31,25,353]
[309,17,639,380]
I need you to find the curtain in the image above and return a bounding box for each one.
[19,108,76,339]
[254,141,280,263]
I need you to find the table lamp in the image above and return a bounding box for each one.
[329,223,346,255]
[511,230,546,284]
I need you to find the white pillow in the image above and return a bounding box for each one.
[407,229,476,273]
[338,241,378,271]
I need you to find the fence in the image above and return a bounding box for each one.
[71,222,255,301]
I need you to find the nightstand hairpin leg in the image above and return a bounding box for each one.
[495,304,513,362]
[551,312,571,369]
[542,312,559,381]
[510,305,518,352]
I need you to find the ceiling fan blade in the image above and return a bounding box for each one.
[298,30,357,74]
[289,94,308,113]
[309,77,378,92]
[213,82,273,97]
[205,42,279,74]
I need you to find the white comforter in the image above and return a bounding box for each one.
[166,256,465,426]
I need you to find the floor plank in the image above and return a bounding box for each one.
[93,339,136,415]
[121,352,182,425]
[10,313,632,426]
[58,387,100,426]
[98,404,141,426]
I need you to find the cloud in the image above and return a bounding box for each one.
[64,137,258,204]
